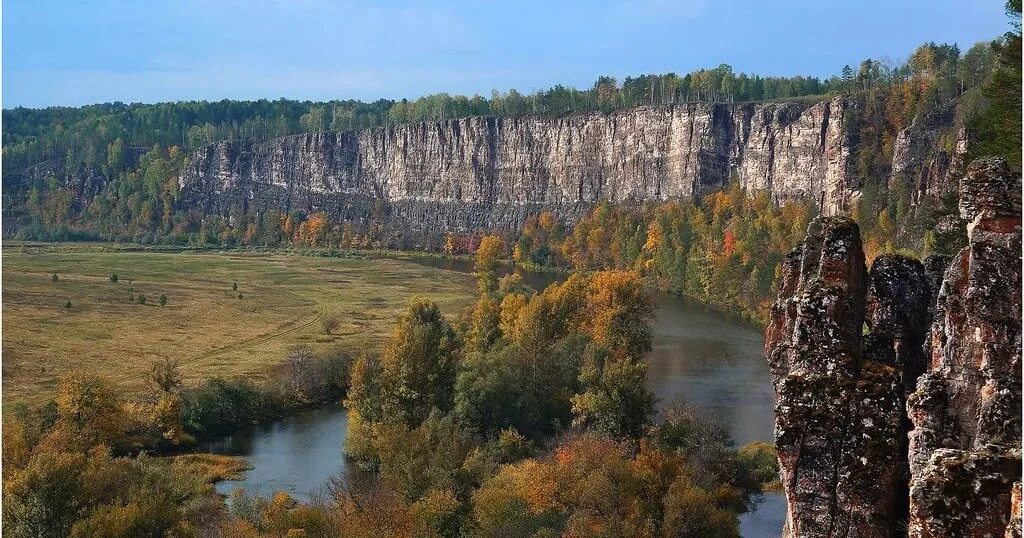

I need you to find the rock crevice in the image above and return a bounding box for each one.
[766,157,1021,537]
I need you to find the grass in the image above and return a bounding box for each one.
[2,243,479,407]
[172,453,253,483]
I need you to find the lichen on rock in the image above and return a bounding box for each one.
[766,157,1021,537]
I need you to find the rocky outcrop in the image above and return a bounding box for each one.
[765,216,925,537]
[766,157,1022,537]
[178,99,856,232]
[906,157,1022,537]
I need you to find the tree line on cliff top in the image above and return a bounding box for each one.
[3,33,1016,175]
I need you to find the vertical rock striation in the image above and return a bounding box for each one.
[906,157,1022,537]
[178,100,855,231]
[765,216,922,537]
[766,157,1022,537]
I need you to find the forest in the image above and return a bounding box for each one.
[8,33,1019,324]
[2,3,1021,534]
[2,249,780,537]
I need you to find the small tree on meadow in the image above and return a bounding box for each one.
[110,273,118,283]
[321,311,341,335]
[148,357,183,394]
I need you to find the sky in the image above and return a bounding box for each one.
[2,0,1013,108]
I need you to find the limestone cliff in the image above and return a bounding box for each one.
[765,157,1022,537]
[178,99,857,231]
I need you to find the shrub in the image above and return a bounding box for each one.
[238,293,243,300]
[232,282,238,291]
[109,273,118,283]
[137,294,146,305]
[64,301,72,310]
[52,273,59,283]
[321,311,341,335]
[736,441,781,491]
[159,295,167,307]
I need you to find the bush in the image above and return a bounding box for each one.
[321,311,341,335]
[109,273,118,283]
[159,295,167,307]
[64,301,72,310]
[3,449,222,538]
[232,282,238,291]
[52,273,59,283]
[736,441,781,490]
[136,294,146,305]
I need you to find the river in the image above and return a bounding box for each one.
[203,260,785,536]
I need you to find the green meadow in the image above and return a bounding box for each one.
[2,244,478,406]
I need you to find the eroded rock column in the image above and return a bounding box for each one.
[906,157,1022,537]
[766,216,931,537]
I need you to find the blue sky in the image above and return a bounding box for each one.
[2,0,1012,108]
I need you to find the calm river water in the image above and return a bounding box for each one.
[203,260,785,537]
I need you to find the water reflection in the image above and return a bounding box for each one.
[646,294,774,446]
[204,406,353,502]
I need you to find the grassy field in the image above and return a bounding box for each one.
[2,244,480,406]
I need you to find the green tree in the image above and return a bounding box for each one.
[378,299,460,426]
[571,344,655,439]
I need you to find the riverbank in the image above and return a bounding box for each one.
[194,291,785,536]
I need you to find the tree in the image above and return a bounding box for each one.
[454,334,584,439]
[970,0,1022,170]
[378,299,459,426]
[148,358,183,394]
[109,273,118,283]
[571,345,655,439]
[158,294,167,306]
[475,235,503,294]
[585,270,654,359]
[321,310,341,335]
[301,212,329,246]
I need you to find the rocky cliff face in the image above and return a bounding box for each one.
[906,157,1022,537]
[765,157,1021,537]
[177,99,857,231]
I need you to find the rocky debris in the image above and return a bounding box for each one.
[179,100,858,232]
[906,157,1022,537]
